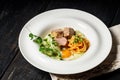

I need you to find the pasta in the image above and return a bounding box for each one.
[68,35,90,54]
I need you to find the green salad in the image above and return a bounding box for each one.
[29,33,62,60]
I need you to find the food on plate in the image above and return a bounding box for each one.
[29,27,90,60]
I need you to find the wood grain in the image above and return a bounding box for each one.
[111,8,120,26]
[1,52,51,80]
[46,0,118,27]
[0,0,51,79]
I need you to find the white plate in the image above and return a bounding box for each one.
[18,9,112,74]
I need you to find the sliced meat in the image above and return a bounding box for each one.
[63,27,75,38]
[51,29,64,38]
[55,37,67,46]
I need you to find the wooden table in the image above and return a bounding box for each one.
[0,0,120,80]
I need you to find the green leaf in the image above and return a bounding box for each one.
[29,33,34,40]
[48,34,51,36]
[73,35,83,43]
[34,37,42,44]
[29,33,62,60]
[39,46,46,52]
[52,40,58,46]
[79,38,83,42]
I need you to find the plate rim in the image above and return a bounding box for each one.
[18,8,112,74]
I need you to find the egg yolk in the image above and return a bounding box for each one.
[62,49,71,58]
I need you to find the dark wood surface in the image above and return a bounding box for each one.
[0,0,120,80]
